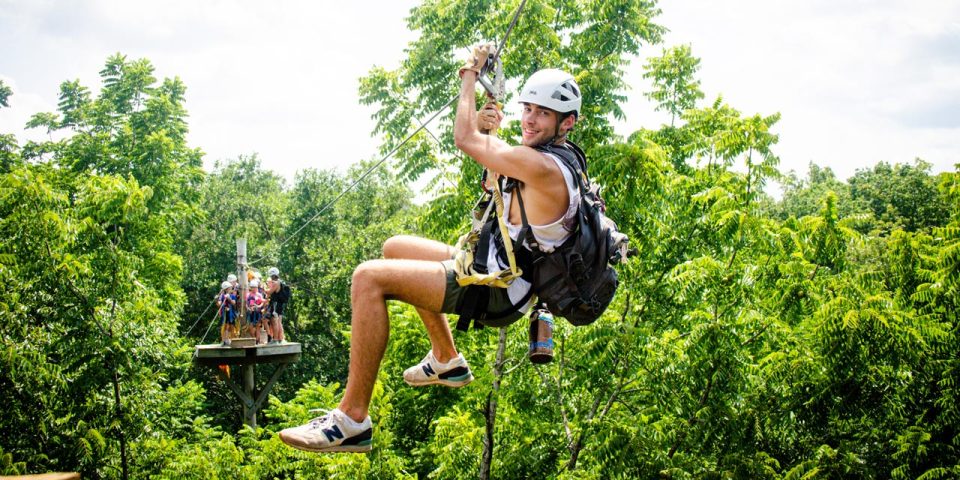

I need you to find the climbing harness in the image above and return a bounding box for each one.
[452,175,524,289]
[447,0,551,331]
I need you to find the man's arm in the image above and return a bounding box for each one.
[453,71,559,187]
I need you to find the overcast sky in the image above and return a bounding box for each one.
[2,0,958,189]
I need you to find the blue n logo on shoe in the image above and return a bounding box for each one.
[322,425,344,442]
[422,363,436,376]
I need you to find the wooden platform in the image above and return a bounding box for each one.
[194,341,302,366]
[1,474,79,480]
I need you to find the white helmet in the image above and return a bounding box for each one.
[249,279,260,288]
[268,267,280,277]
[518,69,581,117]
[227,273,237,282]
[221,281,232,290]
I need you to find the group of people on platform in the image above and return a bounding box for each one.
[216,267,289,347]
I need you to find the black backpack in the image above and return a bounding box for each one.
[273,281,292,303]
[517,141,628,326]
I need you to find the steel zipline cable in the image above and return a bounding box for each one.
[246,0,529,269]
[192,95,459,345]
[247,96,458,268]
[190,2,530,346]
[493,0,527,68]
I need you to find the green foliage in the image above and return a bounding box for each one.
[777,164,858,221]
[0,79,11,108]
[359,0,665,204]
[4,4,960,479]
[777,160,952,235]
[0,164,192,477]
[848,159,950,232]
[643,44,705,126]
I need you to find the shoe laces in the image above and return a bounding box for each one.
[421,351,435,365]
[306,408,335,429]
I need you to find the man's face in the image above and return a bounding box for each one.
[520,103,560,147]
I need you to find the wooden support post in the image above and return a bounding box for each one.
[242,364,256,428]
[237,238,248,330]
[197,337,301,429]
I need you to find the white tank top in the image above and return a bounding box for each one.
[483,152,580,307]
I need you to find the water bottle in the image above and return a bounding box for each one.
[528,308,555,364]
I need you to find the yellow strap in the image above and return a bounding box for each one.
[453,175,523,288]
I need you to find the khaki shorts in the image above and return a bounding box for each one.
[440,260,526,327]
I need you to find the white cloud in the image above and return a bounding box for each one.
[1,0,957,186]
[618,0,960,180]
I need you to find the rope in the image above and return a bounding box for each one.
[183,296,216,336]
[197,307,221,347]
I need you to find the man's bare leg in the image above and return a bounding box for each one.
[382,235,459,362]
[338,258,449,423]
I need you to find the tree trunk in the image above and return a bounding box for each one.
[480,327,508,480]
[111,364,128,480]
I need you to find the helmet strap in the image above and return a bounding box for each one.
[546,113,574,145]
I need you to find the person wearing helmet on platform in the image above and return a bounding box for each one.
[216,280,237,347]
[264,267,288,345]
[252,271,265,295]
[280,44,583,454]
[246,279,265,344]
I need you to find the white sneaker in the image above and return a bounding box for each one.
[278,408,372,453]
[403,351,474,387]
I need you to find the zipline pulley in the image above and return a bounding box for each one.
[478,50,506,102]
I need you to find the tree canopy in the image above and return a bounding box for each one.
[2,2,958,479]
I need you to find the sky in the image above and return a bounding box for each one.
[1,0,958,189]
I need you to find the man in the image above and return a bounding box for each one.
[216,281,237,347]
[265,267,287,344]
[279,45,583,453]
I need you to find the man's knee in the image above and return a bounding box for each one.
[352,260,385,297]
[382,235,412,259]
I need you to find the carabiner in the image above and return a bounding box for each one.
[478,48,506,102]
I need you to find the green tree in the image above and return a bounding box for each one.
[0,79,11,107]
[0,165,194,478]
[0,80,19,173]
[1,54,204,479]
[777,163,856,220]
[23,54,203,213]
[643,44,704,127]
[847,159,950,232]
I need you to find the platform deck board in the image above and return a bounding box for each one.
[193,342,302,366]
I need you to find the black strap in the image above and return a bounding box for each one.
[536,141,588,178]
[512,186,542,279]
[455,282,536,332]
[456,286,489,331]
[471,215,496,275]
[514,142,589,254]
